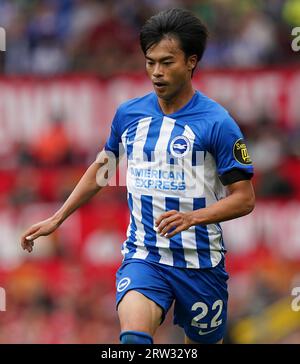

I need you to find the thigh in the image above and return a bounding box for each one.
[118,290,162,336]
[116,259,174,335]
[171,261,229,344]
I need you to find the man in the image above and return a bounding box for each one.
[21,8,255,344]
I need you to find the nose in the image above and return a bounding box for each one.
[152,63,163,78]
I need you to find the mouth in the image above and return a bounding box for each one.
[153,81,168,90]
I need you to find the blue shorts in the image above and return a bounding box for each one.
[116,258,229,344]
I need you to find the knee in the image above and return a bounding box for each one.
[120,330,153,344]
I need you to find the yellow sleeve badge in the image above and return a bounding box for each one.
[233,139,252,165]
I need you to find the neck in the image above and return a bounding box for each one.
[158,82,195,115]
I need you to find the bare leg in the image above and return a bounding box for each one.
[118,290,163,337]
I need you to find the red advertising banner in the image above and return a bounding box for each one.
[0,68,299,159]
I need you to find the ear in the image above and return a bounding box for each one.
[187,55,198,71]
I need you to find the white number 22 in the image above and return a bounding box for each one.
[191,300,223,329]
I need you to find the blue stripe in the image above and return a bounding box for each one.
[213,192,226,253]
[166,152,178,165]
[191,127,198,167]
[191,129,205,166]
[193,198,212,268]
[126,121,139,160]
[216,222,226,254]
[142,116,163,161]
[124,193,138,259]
[165,197,186,268]
[141,195,161,263]
[167,120,185,165]
[192,148,204,167]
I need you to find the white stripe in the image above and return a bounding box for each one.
[131,194,149,260]
[156,116,176,148]
[203,152,224,266]
[131,117,152,160]
[126,116,152,196]
[122,223,131,257]
[183,124,195,141]
[153,116,176,162]
[121,128,129,154]
[179,198,200,268]
[151,195,173,266]
[179,126,201,268]
[153,117,176,265]
[179,124,204,197]
[122,192,133,257]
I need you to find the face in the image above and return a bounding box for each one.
[145,36,197,101]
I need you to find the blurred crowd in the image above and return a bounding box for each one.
[0,0,299,77]
[1,112,299,208]
[242,119,300,200]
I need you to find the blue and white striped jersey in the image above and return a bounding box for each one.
[105,91,253,269]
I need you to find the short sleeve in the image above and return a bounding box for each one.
[104,108,122,157]
[209,116,254,185]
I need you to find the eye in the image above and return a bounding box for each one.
[146,61,154,66]
[163,62,173,65]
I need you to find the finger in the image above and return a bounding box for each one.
[21,231,37,252]
[155,210,177,226]
[25,244,32,253]
[22,241,33,253]
[165,226,182,238]
[27,240,34,247]
[21,236,30,250]
[25,231,41,241]
[22,237,33,247]
[25,237,36,252]
[158,216,179,234]
[157,214,178,233]
[27,240,34,252]
[21,226,39,245]
[160,220,179,237]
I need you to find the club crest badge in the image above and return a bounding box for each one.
[117,277,131,292]
[170,135,191,158]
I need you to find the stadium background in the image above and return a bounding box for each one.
[0,0,300,344]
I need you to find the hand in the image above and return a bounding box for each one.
[155,210,194,238]
[21,217,61,253]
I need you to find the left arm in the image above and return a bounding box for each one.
[156,180,255,238]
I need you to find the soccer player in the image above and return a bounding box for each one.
[21,8,255,344]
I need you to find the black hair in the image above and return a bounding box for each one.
[140,8,208,68]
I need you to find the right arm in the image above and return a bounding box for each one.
[21,150,118,252]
